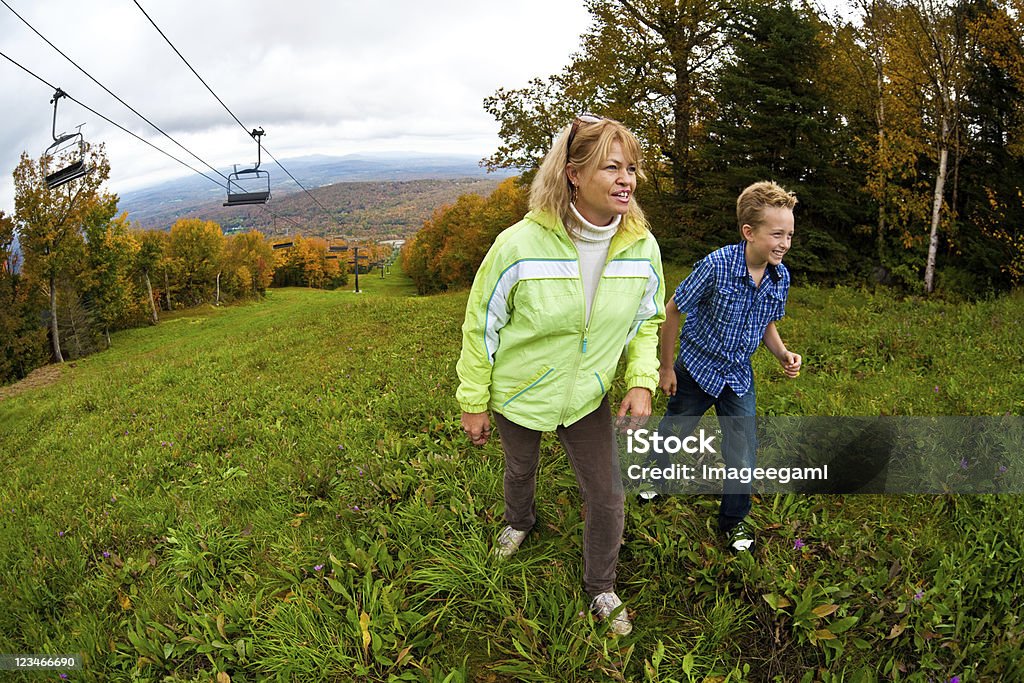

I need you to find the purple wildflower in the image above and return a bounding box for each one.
[950,677,960,683]
[58,531,64,537]
[999,465,1008,473]
[794,539,806,550]
[103,551,111,559]
[934,386,940,393]
[914,590,924,600]
[314,564,324,572]
[960,458,969,470]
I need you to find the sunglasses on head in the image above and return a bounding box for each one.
[566,113,604,164]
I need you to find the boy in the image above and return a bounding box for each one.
[655,181,801,552]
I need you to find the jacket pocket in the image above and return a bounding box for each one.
[501,366,555,408]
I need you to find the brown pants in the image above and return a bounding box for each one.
[493,397,624,596]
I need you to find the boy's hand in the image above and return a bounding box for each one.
[616,387,652,429]
[780,351,802,378]
[658,365,677,396]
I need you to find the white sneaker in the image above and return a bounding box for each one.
[492,525,528,558]
[590,591,633,636]
[636,489,660,503]
[724,521,756,553]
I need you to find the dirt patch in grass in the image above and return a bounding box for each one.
[0,364,64,401]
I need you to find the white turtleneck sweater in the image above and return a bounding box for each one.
[568,203,620,324]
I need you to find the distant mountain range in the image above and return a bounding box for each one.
[117,153,517,237]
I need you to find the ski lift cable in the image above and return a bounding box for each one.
[4,49,303,238]
[2,49,302,236]
[131,0,249,134]
[132,0,346,231]
[258,205,305,233]
[0,0,231,184]
[0,49,228,191]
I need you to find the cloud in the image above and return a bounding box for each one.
[1,0,591,209]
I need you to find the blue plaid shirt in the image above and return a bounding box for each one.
[673,242,789,398]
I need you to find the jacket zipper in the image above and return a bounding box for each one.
[558,233,630,425]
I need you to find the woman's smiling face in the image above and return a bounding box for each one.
[568,140,636,226]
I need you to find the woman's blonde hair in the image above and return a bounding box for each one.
[529,116,649,236]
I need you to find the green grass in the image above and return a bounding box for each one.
[1,262,1023,682]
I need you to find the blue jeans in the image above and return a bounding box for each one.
[656,363,757,532]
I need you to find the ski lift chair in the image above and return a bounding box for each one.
[224,127,271,206]
[43,89,92,189]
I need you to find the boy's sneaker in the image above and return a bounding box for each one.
[724,521,756,553]
[492,525,528,558]
[590,591,633,636]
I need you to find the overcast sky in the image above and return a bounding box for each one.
[0,0,594,212]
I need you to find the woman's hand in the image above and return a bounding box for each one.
[461,411,492,446]
[616,387,652,430]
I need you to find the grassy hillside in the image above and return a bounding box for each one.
[1,265,1022,682]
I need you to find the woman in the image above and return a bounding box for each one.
[456,114,665,636]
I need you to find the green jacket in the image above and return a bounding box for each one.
[456,210,665,431]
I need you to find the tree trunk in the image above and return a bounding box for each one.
[48,274,63,362]
[875,42,888,264]
[215,271,221,306]
[144,270,159,324]
[924,134,948,294]
[164,268,172,310]
[671,65,692,202]
[66,297,81,359]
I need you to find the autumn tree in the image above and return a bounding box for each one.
[0,211,48,383]
[166,218,224,306]
[483,0,728,206]
[222,230,276,298]
[134,228,165,323]
[270,236,346,289]
[402,177,528,294]
[903,0,973,292]
[14,143,117,362]
[82,213,142,345]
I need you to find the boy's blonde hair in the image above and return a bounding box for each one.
[737,181,797,234]
[530,115,649,236]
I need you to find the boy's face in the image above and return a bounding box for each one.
[743,206,794,267]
